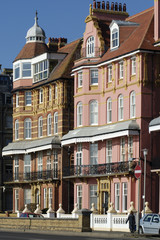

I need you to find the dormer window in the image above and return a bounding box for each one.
[86,36,95,57]
[111,28,119,49]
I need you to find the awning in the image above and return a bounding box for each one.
[149,116,160,133]
[61,120,140,146]
[2,136,61,156]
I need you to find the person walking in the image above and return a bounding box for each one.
[126,211,136,233]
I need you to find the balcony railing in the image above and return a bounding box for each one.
[4,169,59,183]
[63,161,136,178]
[75,47,101,60]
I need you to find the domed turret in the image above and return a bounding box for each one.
[26,11,46,43]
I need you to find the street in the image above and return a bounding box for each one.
[0,230,159,240]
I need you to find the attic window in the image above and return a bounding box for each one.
[111,28,119,49]
[86,36,95,57]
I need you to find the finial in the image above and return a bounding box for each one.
[35,10,38,25]
[89,4,92,16]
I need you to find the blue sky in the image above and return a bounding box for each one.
[0,0,154,69]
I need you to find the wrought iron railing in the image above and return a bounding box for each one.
[4,169,59,183]
[63,161,136,177]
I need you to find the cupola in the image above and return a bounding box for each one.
[26,11,46,43]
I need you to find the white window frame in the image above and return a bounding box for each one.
[54,112,58,134]
[44,188,47,208]
[122,182,128,212]
[128,136,133,160]
[131,57,136,75]
[14,63,20,80]
[86,36,95,57]
[55,85,57,99]
[15,120,19,140]
[24,189,31,205]
[119,61,124,79]
[48,86,52,101]
[115,183,120,212]
[39,88,43,104]
[53,150,58,178]
[120,137,125,162]
[90,100,98,125]
[33,60,48,83]
[49,188,53,205]
[38,116,43,138]
[90,69,98,85]
[24,154,31,178]
[16,92,19,107]
[47,113,52,136]
[14,156,19,181]
[118,94,123,121]
[107,97,112,123]
[90,143,98,165]
[25,91,32,106]
[22,62,31,78]
[108,65,112,83]
[24,118,31,139]
[77,185,82,209]
[130,91,136,119]
[76,143,82,166]
[106,140,112,163]
[77,102,83,127]
[90,185,97,209]
[78,71,83,88]
[15,189,19,212]
[38,152,43,179]
[111,28,119,49]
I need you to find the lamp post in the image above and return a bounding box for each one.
[142,148,148,215]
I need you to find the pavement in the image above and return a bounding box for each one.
[1,228,160,239]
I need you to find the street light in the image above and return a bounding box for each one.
[142,148,148,215]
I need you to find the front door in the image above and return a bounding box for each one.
[102,191,109,214]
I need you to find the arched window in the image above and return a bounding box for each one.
[107,98,112,123]
[38,116,43,137]
[118,94,123,121]
[24,118,32,139]
[54,112,58,134]
[77,102,83,127]
[130,91,136,118]
[90,100,98,125]
[15,120,19,140]
[111,28,118,48]
[86,36,95,57]
[47,113,52,136]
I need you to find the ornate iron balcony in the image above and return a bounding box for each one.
[4,169,59,183]
[63,161,136,178]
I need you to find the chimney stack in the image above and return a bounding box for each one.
[154,0,160,41]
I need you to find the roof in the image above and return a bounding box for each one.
[2,136,61,156]
[149,116,160,133]
[61,120,140,146]
[100,7,160,63]
[47,39,81,82]
[14,42,49,62]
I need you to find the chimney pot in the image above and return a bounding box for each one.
[106,1,109,10]
[102,1,105,9]
[123,3,126,12]
[119,3,122,11]
[93,0,96,9]
[111,2,114,11]
[97,1,100,9]
[115,2,118,11]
